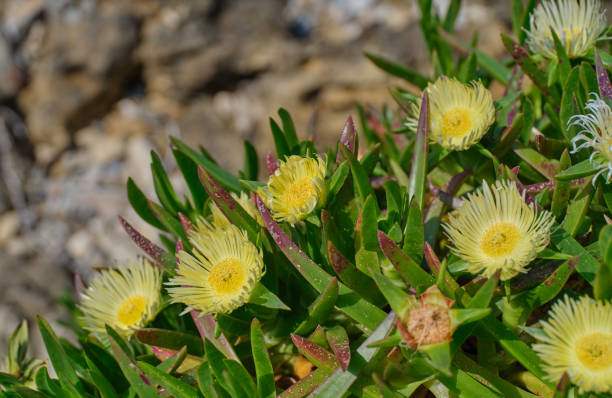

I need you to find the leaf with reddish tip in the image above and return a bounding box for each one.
[254,194,386,331]
[266,153,278,175]
[327,241,384,306]
[379,230,434,292]
[514,148,559,179]
[424,243,460,294]
[198,166,259,240]
[278,368,333,398]
[336,116,356,163]
[310,325,328,348]
[408,91,429,209]
[311,312,397,397]
[326,326,350,371]
[178,213,192,234]
[150,346,202,374]
[175,239,183,264]
[118,216,165,261]
[294,278,339,335]
[108,330,158,396]
[291,334,339,372]
[595,49,612,101]
[134,328,204,356]
[190,311,239,361]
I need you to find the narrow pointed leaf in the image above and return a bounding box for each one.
[270,118,291,159]
[173,149,208,211]
[336,116,356,163]
[364,52,428,89]
[372,272,412,318]
[223,359,257,398]
[595,49,612,101]
[279,108,299,150]
[291,334,339,372]
[326,326,351,371]
[278,368,333,398]
[242,140,259,181]
[255,194,386,330]
[191,311,239,361]
[251,319,275,398]
[294,278,339,335]
[340,145,375,205]
[127,177,167,231]
[403,198,424,264]
[36,317,79,387]
[379,231,435,292]
[550,226,598,284]
[109,333,158,397]
[551,149,572,218]
[139,361,201,398]
[409,92,429,208]
[555,159,597,181]
[134,328,204,356]
[248,282,291,310]
[119,216,165,260]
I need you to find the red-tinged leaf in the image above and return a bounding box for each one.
[514,148,560,179]
[424,243,460,294]
[408,91,429,209]
[595,49,612,101]
[178,213,192,234]
[198,165,259,239]
[118,216,165,261]
[150,346,202,373]
[336,116,356,164]
[175,239,183,265]
[378,230,434,292]
[291,334,339,372]
[266,153,278,175]
[135,328,204,356]
[326,326,350,371]
[310,325,328,348]
[278,368,333,398]
[190,311,239,361]
[74,271,86,298]
[254,193,386,331]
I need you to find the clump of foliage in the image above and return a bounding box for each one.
[2,0,612,397]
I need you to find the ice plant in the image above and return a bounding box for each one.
[533,295,612,393]
[571,94,612,182]
[525,0,606,59]
[258,155,327,224]
[79,259,162,338]
[409,77,495,150]
[167,218,264,314]
[231,191,264,226]
[443,180,554,280]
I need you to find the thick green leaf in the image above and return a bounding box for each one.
[109,331,158,398]
[373,272,413,318]
[251,319,275,398]
[595,48,612,101]
[408,91,429,209]
[551,30,571,82]
[241,141,259,181]
[551,150,572,218]
[173,149,208,211]
[223,359,257,398]
[191,312,239,361]
[379,230,435,292]
[171,136,241,192]
[310,312,396,397]
[559,67,581,140]
[278,108,299,150]
[555,159,597,181]
[294,278,339,335]
[291,334,339,372]
[596,225,612,300]
[402,198,424,264]
[550,226,598,284]
[270,118,291,159]
[560,185,592,237]
[325,326,350,371]
[6,321,28,374]
[278,368,333,398]
[127,178,167,231]
[85,354,119,398]
[134,328,204,356]
[256,195,386,331]
[327,161,349,200]
[248,282,291,310]
[150,151,185,214]
[364,52,428,89]
[475,49,511,85]
[140,361,201,398]
[513,148,559,179]
[357,195,379,252]
[36,317,80,387]
[340,146,375,206]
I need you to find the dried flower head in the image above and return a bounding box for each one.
[258,155,327,224]
[167,219,264,314]
[571,94,612,183]
[533,295,612,393]
[79,259,162,338]
[443,180,554,280]
[526,0,606,59]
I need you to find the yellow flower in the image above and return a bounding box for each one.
[167,219,264,314]
[413,77,495,150]
[79,259,162,338]
[533,295,612,393]
[526,0,606,59]
[258,155,327,224]
[571,95,612,182]
[443,180,554,280]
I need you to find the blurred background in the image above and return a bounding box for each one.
[0,0,585,358]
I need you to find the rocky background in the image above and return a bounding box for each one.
[0,0,550,360]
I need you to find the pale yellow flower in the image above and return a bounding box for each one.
[533,295,612,393]
[526,0,606,59]
[258,155,327,224]
[409,77,495,150]
[79,259,162,338]
[209,192,264,228]
[443,180,554,280]
[167,219,264,314]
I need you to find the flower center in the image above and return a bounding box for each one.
[406,304,451,346]
[116,294,147,327]
[441,106,472,138]
[575,332,612,371]
[480,222,521,257]
[285,177,316,209]
[208,257,245,295]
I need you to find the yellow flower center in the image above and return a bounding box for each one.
[575,332,612,371]
[208,257,245,295]
[480,222,521,257]
[441,106,473,138]
[284,177,316,209]
[116,294,147,327]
